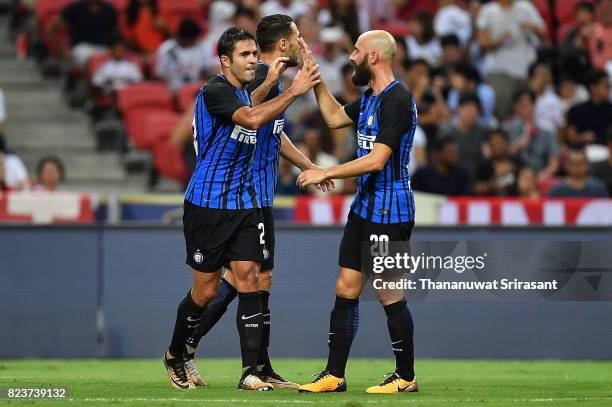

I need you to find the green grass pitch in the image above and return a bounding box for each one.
[1,359,611,406]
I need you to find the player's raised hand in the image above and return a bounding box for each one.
[267,56,289,83]
[288,63,321,96]
[298,37,317,69]
[297,168,329,189]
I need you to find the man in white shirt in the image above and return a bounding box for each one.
[0,135,29,190]
[476,0,546,120]
[259,0,310,20]
[92,35,143,93]
[434,0,472,46]
[155,19,207,92]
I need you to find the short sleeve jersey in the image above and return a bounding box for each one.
[184,74,259,209]
[343,80,417,223]
[245,62,285,207]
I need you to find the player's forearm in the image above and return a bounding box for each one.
[313,81,347,129]
[251,78,276,107]
[324,155,384,180]
[280,132,312,170]
[243,90,297,129]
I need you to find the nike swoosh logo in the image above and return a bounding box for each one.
[391,340,403,344]
[397,384,408,392]
[241,313,262,320]
[329,333,335,335]
[187,316,201,322]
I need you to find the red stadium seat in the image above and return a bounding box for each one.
[117,82,173,112]
[176,82,203,112]
[117,82,174,148]
[159,0,205,35]
[153,139,189,182]
[142,111,182,147]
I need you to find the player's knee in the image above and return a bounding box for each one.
[335,277,360,299]
[259,270,272,291]
[191,284,219,307]
[235,268,259,291]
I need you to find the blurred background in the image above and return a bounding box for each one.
[1,0,611,360]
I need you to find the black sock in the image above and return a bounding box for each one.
[384,299,415,381]
[325,296,359,378]
[186,278,237,353]
[168,290,205,358]
[236,291,263,371]
[257,291,272,371]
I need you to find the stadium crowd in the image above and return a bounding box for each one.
[3,0,612,198]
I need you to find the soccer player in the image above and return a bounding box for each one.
[296,31,419,394]
[182,14,333,389]
[163,26,320,391]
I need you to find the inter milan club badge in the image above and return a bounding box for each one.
[193,250,204,264]
[367,115,374,126]
[263,248,270,260]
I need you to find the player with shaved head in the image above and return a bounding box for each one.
[297,31,419,394]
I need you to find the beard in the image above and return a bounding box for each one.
[351,59,372,86]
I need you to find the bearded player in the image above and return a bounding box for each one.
[296,31,419,394]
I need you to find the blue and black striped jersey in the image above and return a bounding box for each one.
[184,74,259,210]
[343,80,417,223]
[245,62,285,207]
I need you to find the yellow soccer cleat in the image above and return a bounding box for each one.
[298,370,347,393]
[366,372,418,394]
[184,354,207,386]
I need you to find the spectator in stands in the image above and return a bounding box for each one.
[529,61,564,134]
[447,61,496,125]
[588,0,612,71]
[591,128,612,195]
[406,11,442,65]
[0,87,5,131]
[549,149,608,197]
[392,37,411,87]
[434,0,472,46]
[125,0,169,55]
[317,27,349,96]
[33,156,65,192]
[503,90,560,179]
[440,93,489,176]
[260,0,309,19]
[439,34,464,68]
[155,19,206,92]
[0,134,29,190]
[511,166,540,198]
[92,35,143,94]
[412,136,470,195]
[232,5,257,35]
[50,0,118,66]
[476,0,546,120]
[406,59,450,141]
[408,125,428,175]
[317,0,364,43]
[566,70,612,146]
[473,128,523,196]
[557,75,589,116]
[563,2,596,51]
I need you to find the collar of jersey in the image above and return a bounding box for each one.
[368,79,399,97]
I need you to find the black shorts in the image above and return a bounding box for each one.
[183,201,266,273]
[260,206,275,271]
[339,211,414,272]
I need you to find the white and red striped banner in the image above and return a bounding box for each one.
[0,192,94,224]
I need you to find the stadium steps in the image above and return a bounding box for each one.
[0,14,148,193]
